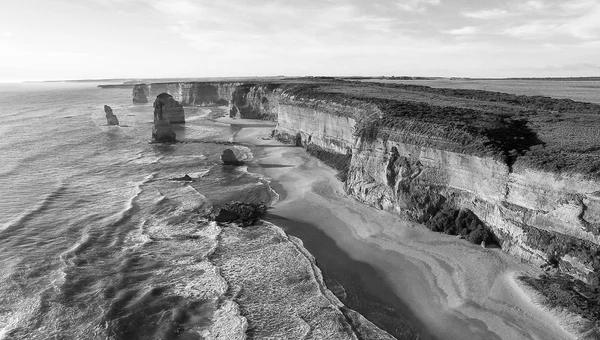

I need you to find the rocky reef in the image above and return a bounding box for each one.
[132,84,149,104]
[134,79,600,287]
[151,93,176,142]
[210,202,268,226]
[103,105,119,126]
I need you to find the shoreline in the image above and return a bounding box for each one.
[264,213,422,339]
[220,116,580,340]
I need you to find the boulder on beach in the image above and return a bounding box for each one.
[104,105,119,126]
[152,94,176,142]
[133,84,149,104]
[221,149,244,166]
[211,202,268,226]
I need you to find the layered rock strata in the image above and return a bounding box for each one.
[133,82,279,120]
[152,93,176,142]
[103,105,119,125]
[134,80,600,285]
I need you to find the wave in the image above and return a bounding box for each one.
[127,151,164,165]
[0,182,68,234]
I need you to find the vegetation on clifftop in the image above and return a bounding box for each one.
[278,81,600,178]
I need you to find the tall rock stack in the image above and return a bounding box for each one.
[104,105,119,125]
[133,84,149,104]
[156,93,185,124]
[152,93,176,142]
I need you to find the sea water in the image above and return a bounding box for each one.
[0,83,278,339]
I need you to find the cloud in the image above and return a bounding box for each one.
[503,1,600,40]
[563,3,600,39]
[515,0,546,11]
[462,8,508,19]
[504,22,558,39]
[3,32,12,37]
[152,0,202,15]
[396,0,440,12]
[443,26,478,35]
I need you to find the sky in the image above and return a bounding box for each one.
[1,0,599,81]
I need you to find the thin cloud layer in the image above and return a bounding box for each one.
[0,0,598,80]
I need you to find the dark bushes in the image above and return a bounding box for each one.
[467,228,492,245]
[426,208,495,245]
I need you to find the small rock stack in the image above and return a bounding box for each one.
[104,105,119,126]
[132,84,149,104]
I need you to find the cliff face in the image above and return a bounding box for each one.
[132,80,600,285]
[135,82,279,120]
[345,137,600,284]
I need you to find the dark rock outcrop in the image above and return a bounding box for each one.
[155,93,185,124]
[211,202,268,226]
[172,174,192,181]
[133,84,149,104]
[152,94,176,142]
[104,105,119,126]
[221,149,244,165]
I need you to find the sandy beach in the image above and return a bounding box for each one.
[221,117,577,340]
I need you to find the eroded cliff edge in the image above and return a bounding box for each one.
[133,80,600,287]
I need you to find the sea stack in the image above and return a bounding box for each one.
[156,93,185,124]
[104,105,119,125]
[221,149,244,165]
[152,93,176,142]
[132,84,149,104]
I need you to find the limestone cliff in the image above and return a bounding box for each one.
[152,94,176,142]
[133,80,600,285]
[134,82,279,120]
[103,105,119,126]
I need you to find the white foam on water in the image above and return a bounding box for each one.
[127,151,164,165]
[187,169,210,178]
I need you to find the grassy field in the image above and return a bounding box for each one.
[359,78,600,105]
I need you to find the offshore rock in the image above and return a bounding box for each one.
[211,202,268,226]
[157,93,185,124]
[152,94,176,142]
[103,105,119,126]
[221,149,244,166]
[132,84,149,104]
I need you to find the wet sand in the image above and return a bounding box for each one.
[224,118,576,340]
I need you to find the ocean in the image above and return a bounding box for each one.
[0,83,290,339]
